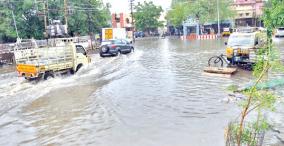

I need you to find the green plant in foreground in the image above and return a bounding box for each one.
[226,0,284,146]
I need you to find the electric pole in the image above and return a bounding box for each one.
[64,0,68,32]
[87,0,94,50]
[12,10,19,39]
[130,0,135,43]
[43,0,48,37]
[8,0,19,38]
[217,0,220,38]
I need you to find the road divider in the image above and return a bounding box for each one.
[181,34,218,40]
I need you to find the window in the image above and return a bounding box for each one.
[76,45,86,55]
[121,40,128,44]
[228,35,255,47]
[246,13,249,16]
[126,18,130,24]
[112,40,123,44]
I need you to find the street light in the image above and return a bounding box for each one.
[217,0,221,38]
[130,0,135,43]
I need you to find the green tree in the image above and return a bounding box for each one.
[166,0,235,26]
[0,0,111,42]
[134,1,164,33]
[16,0,45,39]
[68,0,111,36]
[166,2,189,27]
[0,1,19,42]
[226,0,284,146]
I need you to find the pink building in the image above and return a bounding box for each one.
[111,13,133,29]
[111,13,134,39]
[234,0,264,27]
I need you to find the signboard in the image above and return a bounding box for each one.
[105,29,113,40]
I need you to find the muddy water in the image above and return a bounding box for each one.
[0,38,283,146]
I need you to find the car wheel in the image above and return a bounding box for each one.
[101,46,109,53]
[100,53,105,57]
[131,47,134,52]
[116,48,121,56]
[116,50,121,56]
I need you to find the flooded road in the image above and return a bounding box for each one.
[0,38,284,146]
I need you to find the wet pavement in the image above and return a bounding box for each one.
[0,37,284,146]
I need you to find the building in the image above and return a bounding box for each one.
[111,13,134,39]
[111,13,133,29]
[234,0,265,27]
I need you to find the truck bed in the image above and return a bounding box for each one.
[15,43,75,75]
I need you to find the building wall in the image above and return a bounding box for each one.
[111,13,132,28]
[234,0,264,27]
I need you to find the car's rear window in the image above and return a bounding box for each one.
[102,40,112,43]
[279,28,284,30]
[111,40,122,44]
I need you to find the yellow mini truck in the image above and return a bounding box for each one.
[225,28,266,68]
[14,38,91,80]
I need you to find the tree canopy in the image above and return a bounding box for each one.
[0,0,111,43]
[262,0,284,30]
[134,1,164,32]
[166,0,235,26]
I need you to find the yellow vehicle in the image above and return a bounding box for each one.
[225,28,266,66]
[222,28,231,37]
[14,38,91,80]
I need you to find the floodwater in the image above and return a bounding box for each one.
[0,38,284,146]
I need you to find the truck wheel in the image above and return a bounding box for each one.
[24,77,32,81]
[76,64,83,72]
[70,69,75,75]
[44,72,54,80]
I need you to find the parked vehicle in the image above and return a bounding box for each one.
[225,28,266,66]
[222,28,231,37]
[15,38,91,80]
[100,39,134,57]
[275,27,284,37]
[134,31,145,38]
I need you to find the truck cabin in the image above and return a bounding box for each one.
[225,29,265,64]
[227,33,257,48]
[76,45,87,56]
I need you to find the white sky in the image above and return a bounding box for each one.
[103,0,172,13]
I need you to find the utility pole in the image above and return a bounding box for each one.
[217,0,221,38]
[11,11,19,39]
[64,0,68,32]
[8,0,19,38]
[43,0,48,37]
[130,0,135,43]
[87,0,94,50]
[34,0,38,11]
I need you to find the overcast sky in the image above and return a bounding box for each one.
[103,0,172,13]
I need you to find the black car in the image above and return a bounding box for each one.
[134,31,145,38]
[100,39,134,57]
